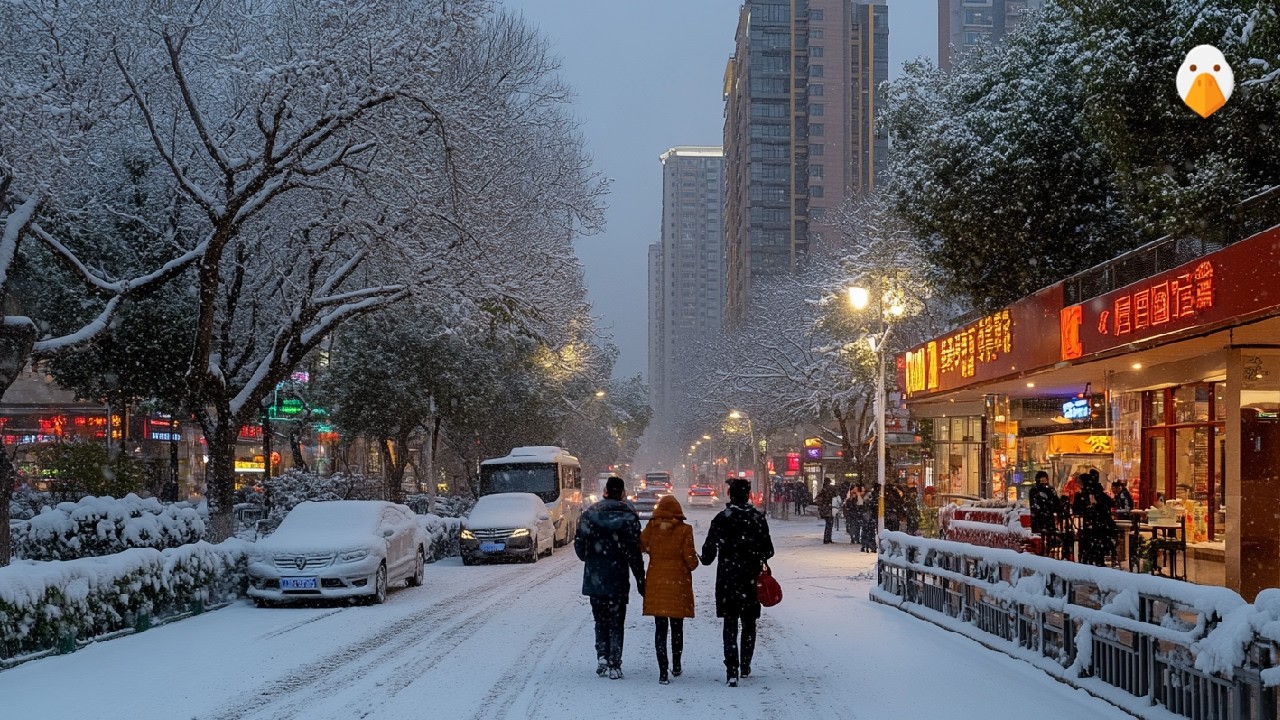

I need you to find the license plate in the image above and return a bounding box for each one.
[479,542,506,553]
[280,577,318,590]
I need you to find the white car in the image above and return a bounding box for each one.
[460,493,554,565]
[687,484,720,507]
[247,500,427,606]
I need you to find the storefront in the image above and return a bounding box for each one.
[899,219,1280,600]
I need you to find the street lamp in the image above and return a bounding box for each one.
[848,285,905,537]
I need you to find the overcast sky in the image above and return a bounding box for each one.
[501,0,938,379]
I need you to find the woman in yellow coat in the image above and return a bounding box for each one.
[640,493,699,685]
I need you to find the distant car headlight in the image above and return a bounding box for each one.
[510,528,530,538]
[460,529,476,540]
[338,549,370,563]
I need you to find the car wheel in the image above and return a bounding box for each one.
[528,537,539,563]
[253,598,273,609]
[371,563,387,604]
[407,548,425,587]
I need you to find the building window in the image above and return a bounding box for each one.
[808,8,824,20]
[809,64,823,78]
[811,28,824,39]
[810,103,824,116]
[810,46,824,58]
[810,83,824,96]
[810,123,824,136]
[810,143,823,156]
[810,185,824,198]
[810,164,824,178]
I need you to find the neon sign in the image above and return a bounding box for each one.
[1096,260,1214,337]
[1062,398,1091,420]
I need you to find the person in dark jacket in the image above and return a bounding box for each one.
[814,477,838,543]
[1073,473,1117,566]
[1111,480,1134,517]
[700,479,774,687]
[574,476,645,679]
[883,480,905,533]
[1028,471,1058,536]
[860,483,880,552]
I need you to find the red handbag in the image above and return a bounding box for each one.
[756,563,782,607]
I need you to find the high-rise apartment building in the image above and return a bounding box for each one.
[648,147,726,438]
[937,0,1042,71]
[723,1,888,326]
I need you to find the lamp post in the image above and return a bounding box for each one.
[848,285,904,537]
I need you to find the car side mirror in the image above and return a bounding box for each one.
[382,528,395,538]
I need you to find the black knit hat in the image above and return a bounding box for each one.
[728,478,751,503]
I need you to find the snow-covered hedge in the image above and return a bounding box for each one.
[11,494,206,561]
[0,540,248,664]
[260,469,383,531]
[417,514,463,562]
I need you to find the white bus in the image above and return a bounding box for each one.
[479,446,583,547]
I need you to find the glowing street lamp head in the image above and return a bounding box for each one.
[847,286,870,310]
[729,410,742,419]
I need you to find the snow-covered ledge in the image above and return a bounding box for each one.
[870,532,1280,720]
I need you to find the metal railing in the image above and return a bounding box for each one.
[872,533,1280,720]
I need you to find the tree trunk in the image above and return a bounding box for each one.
[426,414,441,514]
[381,437,407,504]
[204,420,239,541]
[0,322,37,566]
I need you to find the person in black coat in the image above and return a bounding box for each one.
[700,478,774,687]
[1028,471,1058,536]
[575,476,645,679]
[1073,474,1117,566]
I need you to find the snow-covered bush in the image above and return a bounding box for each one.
[417,514,464,563]
[0,540,248,662]
[260,470,383,532]
[11,494,206,561]
[8,489,53,521]
[403,493,474,518]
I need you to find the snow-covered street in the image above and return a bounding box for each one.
[0,510,1128,720]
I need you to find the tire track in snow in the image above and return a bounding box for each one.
[203,555,574,720]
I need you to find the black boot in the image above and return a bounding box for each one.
[659,668,669,685]
[672,652,682,677]
[656,643,669,685]
[727,668,738,687]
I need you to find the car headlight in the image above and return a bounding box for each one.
[460,529,476,540]
[339,549,370,563]
[510,528,530,538]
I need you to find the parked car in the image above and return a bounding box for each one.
[687,484,719,507]
[460,492,555,565]
[631,488,671,520]
[247,500,427,607]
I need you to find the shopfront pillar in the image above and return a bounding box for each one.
[1228,350,1280,601]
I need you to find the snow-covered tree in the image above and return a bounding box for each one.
[883,0,1280,311]
[67,1,606,539]
[0,3,206,565]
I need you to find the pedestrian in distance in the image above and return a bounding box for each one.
[700,478,774,687]
[844,484,868,546]
[574,476,646,680]
[640,494,699,685]
[860,484,879,552]
[883,480,905,533]
[1073,473,1117,566]
[815,477,838,544]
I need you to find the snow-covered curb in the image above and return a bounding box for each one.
[0,540,249,668]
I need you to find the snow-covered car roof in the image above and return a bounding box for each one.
[259,500,408,551]
[465,493,549,530]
